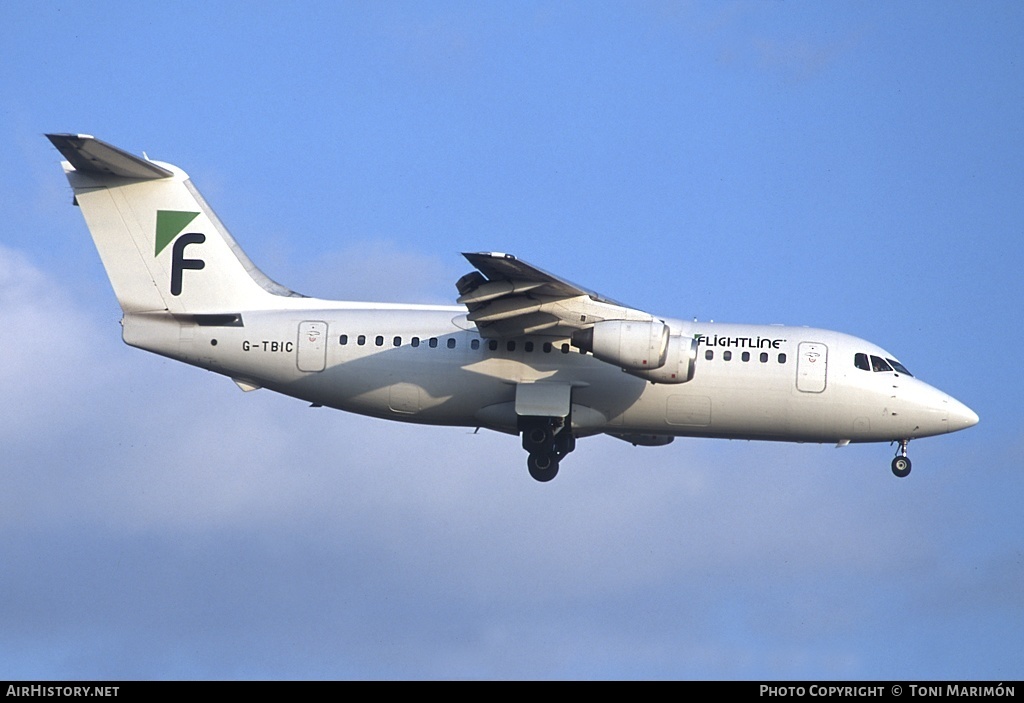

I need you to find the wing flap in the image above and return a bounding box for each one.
[479,312,564,337]
[457,280,546,305]
[458,252,653,339]
[462,252,612,302]
[466,295,543,324]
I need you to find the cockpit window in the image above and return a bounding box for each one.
[887,358,913,376]
[870,355,893,373]
[854,353,870,371]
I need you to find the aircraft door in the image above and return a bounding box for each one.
[796,342,827,393]
[297,320,328,372]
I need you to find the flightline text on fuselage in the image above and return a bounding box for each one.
[695,334,785,349]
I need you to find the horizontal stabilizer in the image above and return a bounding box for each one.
[46,133,173,180]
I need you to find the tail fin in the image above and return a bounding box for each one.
[47,134,299,315]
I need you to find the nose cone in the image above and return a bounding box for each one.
[902,380,979,437]
[947,397,980,433]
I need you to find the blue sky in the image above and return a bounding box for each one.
[1,1,1021,680]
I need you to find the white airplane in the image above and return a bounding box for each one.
[47,134,978,482]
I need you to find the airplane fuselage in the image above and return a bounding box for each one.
[125,304,973,446]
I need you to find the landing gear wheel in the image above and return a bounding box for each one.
[528,453,560,482]
[522,425,554,454]
[891,456,912,478]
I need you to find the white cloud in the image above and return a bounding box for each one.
[255,238,457,304]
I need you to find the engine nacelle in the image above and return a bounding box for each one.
[571,320,669,370]
[625,334,697,384]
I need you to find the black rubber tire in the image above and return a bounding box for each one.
[522,425,554,454]
[528,453,560,482]
[891,455,912,478]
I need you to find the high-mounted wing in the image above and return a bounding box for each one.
[457,253,698,384]
[457,252,653,339]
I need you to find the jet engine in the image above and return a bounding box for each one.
[625,334,697,384]
[571,320,669,370]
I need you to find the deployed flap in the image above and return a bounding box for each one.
[461,252,611,302]
[515,382,572,418]
[46,134,173,180]
[457,252,654,339]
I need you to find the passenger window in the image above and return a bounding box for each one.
[357,335,366,346]
[428,338,438,348]
[561,343,570,354]
[339,334,348,345]
[507,341,516,352]
[741,351,750,362]
[760,352,768,363]
[705,350,714,361]
[543,342,552,353]
[447,338,456,349]
[723,351,732,361]
[525,341,534,353]
[778,353,787,364]
[393,336,401,347]
[411,337,420,348]
[854,353,870,371]
[870,355,892,372]
[488,340,498,351]
[471,339,480,350]
[375,335,384,347]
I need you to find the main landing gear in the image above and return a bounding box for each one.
[891,439,912,478]
[521,417,576,482]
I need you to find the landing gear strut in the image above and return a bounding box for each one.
[521,417,576,482]
[891,439,912,478]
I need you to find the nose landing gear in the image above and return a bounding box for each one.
[891,439,912,478]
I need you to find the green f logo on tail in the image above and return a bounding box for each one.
[156,210,204,296]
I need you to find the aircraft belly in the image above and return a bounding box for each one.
[388,383,421,414]
[567,371,647,428]
[337,362,512,425]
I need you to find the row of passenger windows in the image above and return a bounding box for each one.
[854,353,912,376]
[704,349,787,364]
[338,334,799,367]
[338,334,576,354]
